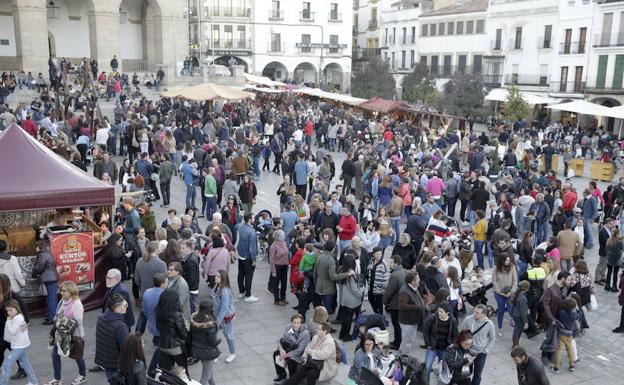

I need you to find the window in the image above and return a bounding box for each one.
[563,29,572,54]
[330,3,338,20]
[420,56,427,65]
[601,13,613,46]
[579,27,587,53]
[421,24,428,37]
[476,20,484,34]
[431,56,439,75]
[385,28,389,45]
[224,25,233,48]
[447,22,454,35]
[271,33,281,52]
[410,50,415,68]
[494,29,502,50]
[559,66,568,92]
[574,66,583,92]
[402,27,407,44]
[302,2,311,19]
[212,25,220,47]
[439,23,445,36]
[596,55,608,89]
[540,64,548,86]
[401,50,406,68]
[237,26,246,48]
[458,55,467,74]
[391,52,395,69]
[514,27,522,50]
[443,55,452,76]
[430,24,437,36]
[271,0,280,15]
[0,39,9,46]
[393,28,396,44]
[301,34,311,52]
[543,25,552,48]
[619,12,624,45]
[411,27,416,43]
[473,55,482,74]
[456,21,464,34]
[329,34,339,53]
[466,21,474,34]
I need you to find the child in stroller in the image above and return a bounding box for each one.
[254,209,273,259]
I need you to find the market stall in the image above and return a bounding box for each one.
[0,123,115,316]
[160,82,255,101]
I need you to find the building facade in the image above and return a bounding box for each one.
[0,0,188,80]
[188,0,353,91]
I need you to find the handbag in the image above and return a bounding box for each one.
[279,337,299,352]
[589,294,598,311]
[305,358,324,371]
[38,283,48,297]
[437,353,453,385]
[151,172,160,182]
[69,336,85,360]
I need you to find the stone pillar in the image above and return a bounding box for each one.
[157,0,190,82]
[13,0,48,75]
[88,1,121,72]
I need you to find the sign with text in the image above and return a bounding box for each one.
[50,232,94,285]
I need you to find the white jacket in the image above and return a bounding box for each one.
[4,314,29,349]
[0,255,25,292]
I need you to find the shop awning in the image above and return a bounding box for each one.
[244,73,286,87]
[293,88,366,106]
[243,85,286,94]
[485,88,554,105]
[0,124,115,212]
[359,97,410,113]
[160,83,255,101]
[546,100,612,116]
[601,105,624,120]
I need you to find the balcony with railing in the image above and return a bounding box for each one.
[360,47,382,58]
[420,65,483,78]
[368,19,378,30]
[326,44,346,56]
[300,11,314,22]
[504,74,549,86]
[269,10,284,20]
[328,11,342,22]
[205,7,250,18]
[559,41,586,54]
[592,33,624,48]
[267,42,286,53]
[484,74,503,86]
[490,40,503,51]
[296,43,316,54]
[585,76,624,93]
[549,81,585,94]
[206,39,252,51]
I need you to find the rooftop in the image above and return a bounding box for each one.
[420,0,488,17]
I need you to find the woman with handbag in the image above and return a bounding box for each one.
[213,270,236,364]
[44,280,87,385]
[202,235,230,289]
[338,254,363,342]
[347,333,390,385]
[439,330,475,385]
[273,314,311,383]
[155,288,189,375]
[33,239,57,325]
[190,299,221,385]
[568,260,594,308]
[283,322,337,385]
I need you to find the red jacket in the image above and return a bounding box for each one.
[338,215,357,241]
[21,119,37,137]
[563,190,578,212]
[290,248,304,287]
[304,120,314,136]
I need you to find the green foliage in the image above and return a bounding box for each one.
[402,62,436,103]
[351,56,396,100]
[442,73,485,116]
[502,85,529,122]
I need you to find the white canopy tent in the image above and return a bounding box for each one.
[243,85,286,94]
[293,87,366,106]
[244,73,286,87]
[545,100,613,116]
[600,105,624,120]
[485,88,555,105]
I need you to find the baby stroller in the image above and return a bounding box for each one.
[146,369,187,385]
[254,209,273,260]
[397,355,427,385]
[463,283,496,318]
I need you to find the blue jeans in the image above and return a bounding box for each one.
[517,260,529,280]
[52,345,86,380]
[471,352,488,385]
[190,292,198,313]
[328,138,336,151]
[474,240,485,269]
[320,294,334,314]
[379,236,392,250]
[338,239,352,255]
[494,292,513,329]
[105,369,116,381]
[535,221,548,245]
[45,281,58,322]
[583,219,593,245]
[1,348,37,385]
[425,347,446,379]
[390,217,401,243]
[486,241,495,268]
[185,183,196,209]
[205,196,218,219]
[221,320,235,354]
[253,156,260,178]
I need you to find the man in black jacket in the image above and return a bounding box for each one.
[422,302,458,382]
[179,240,200,313]
[511,346,550,385]
[596,219,613,285]
[314,201,339,238]
[95,293,130,381]
[406,207,427,253]
[423,257,449,295]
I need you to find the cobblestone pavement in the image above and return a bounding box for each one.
[23,147,624,385]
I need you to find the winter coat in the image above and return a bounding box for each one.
[0,253,25,292]
[33,249,57,283]
[305,334,338,382]
[606,240,623,267]
[511,291,529,325]
[398,284,425,325]
[95,310,130,370]
[445,344,473,383]
[269,240,290,275]
[423,314,458,349]
[368,258,389,295]
[314,251,350,296]
[157,309,188,351]
[382,265,406,310]
[279,324,311,364]
[168,276,191,323]
[349,347,383,380]
[340,275,364,309]
[190,313,221,361]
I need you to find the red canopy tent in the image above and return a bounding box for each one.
[0,123,115,211]
[0,123,114,316]
[359,97,411,114]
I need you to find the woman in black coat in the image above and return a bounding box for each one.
[105,233,130,280]
[190,299,221,385]
[156,289,189,374]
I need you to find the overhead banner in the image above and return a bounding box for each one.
[50,232,95,285]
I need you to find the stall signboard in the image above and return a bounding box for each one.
[50,232,94,285]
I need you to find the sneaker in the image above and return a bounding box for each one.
[497,332,503,337]
[274,300,286,306]
[225,354,236,363]
[238,293,246,299]
[569,366,575,372]
[244,295,259,303]
[71,376,87,385]
[44,380,61,385]
[551,367,560,374]
[612,327,624,333]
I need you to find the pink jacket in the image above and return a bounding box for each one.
[203,247,230,276]
[269,240,289,274]
[399,182,413,207]
[427,177,445,197]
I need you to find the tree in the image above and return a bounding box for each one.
[351,56,396,99]
[443,72,485,116]
[402,61,436,104]
[502,85,529,122]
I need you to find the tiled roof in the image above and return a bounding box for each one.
[421,0,488,17]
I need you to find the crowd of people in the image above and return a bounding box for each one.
[1,63,624,385]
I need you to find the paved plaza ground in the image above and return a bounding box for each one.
[20,147,624,385]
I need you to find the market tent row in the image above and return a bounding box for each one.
[160,83,255,101]
[0,124,115,212]
[359,97,411,114]
[486,88,555,105]
[545,100,624,120]
[293,87,366,106]
[244,73,286,88]
[243,85,287,94]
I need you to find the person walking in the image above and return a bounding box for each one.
[510,346,550,385]
[236,212,259,302]
[32,239,57,325]
[492,255,518,336]
[337,254,363,342]
[114,333,148,385]
[511,281,535,348]
[155,289,189,373]
[141,274,167,377]
[605,229,623,292]
[269,230,290,306]
[460,304,495,385]
[443,330,475,385]
[383,255,406,350]
[398,272,425,355]
[213,270,236,364]
[190,299,221,385]
[95,293,131,381]
[167,262,191,324]
[134,241,167,333]
[0,300,37,385]
[367,247,389,315]
[423,302,458,383]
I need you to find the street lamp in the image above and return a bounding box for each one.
[46,0,60,19]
